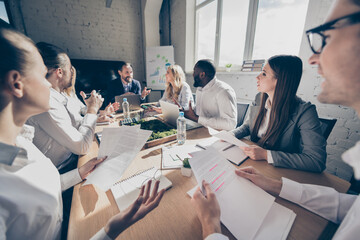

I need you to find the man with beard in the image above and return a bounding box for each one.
[184,59,237,131]
[107,61,151,104]
[191,0,360,239]
[27,42,104,171]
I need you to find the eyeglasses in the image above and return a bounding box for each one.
[306,11,360,54]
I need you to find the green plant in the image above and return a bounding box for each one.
[225,63,232,68]
[183,158,191,168]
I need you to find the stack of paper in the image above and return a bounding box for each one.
[84,125,152,191]
[189,148,296,240]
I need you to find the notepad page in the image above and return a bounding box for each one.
[111,168,172,211]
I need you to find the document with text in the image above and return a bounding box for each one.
[84,126,152,191]
[189,147,275,240]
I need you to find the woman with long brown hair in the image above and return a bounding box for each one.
[233,55,326,172]
[153,64,194,113]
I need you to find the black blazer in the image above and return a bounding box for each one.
[106,77,142,105]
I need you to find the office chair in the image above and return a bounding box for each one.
[319,117,337,140]
[236,103,249,127]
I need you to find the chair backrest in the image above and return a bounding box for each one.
[236,103,249,127]
[319,117,337,140]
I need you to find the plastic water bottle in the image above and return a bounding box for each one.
[122,98,130,121]
[177,112,186,145]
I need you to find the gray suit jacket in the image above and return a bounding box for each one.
[232,94,326,172]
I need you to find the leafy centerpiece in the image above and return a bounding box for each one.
[129,119,177,141]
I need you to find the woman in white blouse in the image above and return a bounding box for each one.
[0,27,164,239]
[153,64,194,113]
[64,66,119,127]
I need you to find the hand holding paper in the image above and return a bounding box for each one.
[240,145,268,161]
[235,166,282,196]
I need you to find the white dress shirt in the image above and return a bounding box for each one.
[64,92,87,129]
[159,82,194,110]
[27,88,97,169]
[207,141,360,240]
[0,125,83,240]
[195,77,237,131]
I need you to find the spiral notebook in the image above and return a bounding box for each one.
[110,167,172,211]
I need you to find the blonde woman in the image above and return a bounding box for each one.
[64,66,119,125]
[153,65,194,113]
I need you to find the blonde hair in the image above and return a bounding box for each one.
[166,65,185,101]
[64,66,76,97]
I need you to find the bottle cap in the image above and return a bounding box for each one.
[123,98,127,102]
[179,112,184,117]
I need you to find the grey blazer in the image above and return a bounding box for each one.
[232,94,326,172]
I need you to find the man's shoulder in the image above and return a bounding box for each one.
[131,79,141,86]
[213,78,236,96]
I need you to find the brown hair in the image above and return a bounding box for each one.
[251,55,303,148]
[165,65,185,101]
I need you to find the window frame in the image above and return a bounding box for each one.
[0,0,13,26]
[195,0,308,70]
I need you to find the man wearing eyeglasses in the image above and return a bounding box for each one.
[191,0,360,239]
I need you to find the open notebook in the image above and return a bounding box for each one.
[111,167,172,211]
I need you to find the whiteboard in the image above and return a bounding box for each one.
[146,46,174,90]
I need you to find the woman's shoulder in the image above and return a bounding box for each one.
[181,82,192,92]
[292,96,317,116]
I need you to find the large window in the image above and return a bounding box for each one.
[195,0,309,69]
[0,1,10,23]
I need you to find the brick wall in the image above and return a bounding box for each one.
[9,0,145,80]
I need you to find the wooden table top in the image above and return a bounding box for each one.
[68,126,350,240]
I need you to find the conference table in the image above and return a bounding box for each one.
[68,119,350,240]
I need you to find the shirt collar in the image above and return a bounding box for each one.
[121,80,131,88]
[199,77,217,91]
[265,98,272,110]
[51,88,67,105]
[0,141,21,166]
[342,141,360,180]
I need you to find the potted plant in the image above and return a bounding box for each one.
[225,63,232,72]
[181,158,192,177]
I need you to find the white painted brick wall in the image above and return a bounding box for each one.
[12,0,145,80]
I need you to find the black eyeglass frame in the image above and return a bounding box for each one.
[306,11,360,54]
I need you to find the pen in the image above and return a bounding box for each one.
[222,144,236,151]
[85,90,101,99]
[175,154,183,162]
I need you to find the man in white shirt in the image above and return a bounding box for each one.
[27,42,104,170]
[191,0,360,239]
[184,59,237,131]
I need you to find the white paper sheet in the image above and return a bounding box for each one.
[84,126,152,191]
[214,130,249,147]
[254,202,296,240]
[189,148,275,240]
[161,144,201,169]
